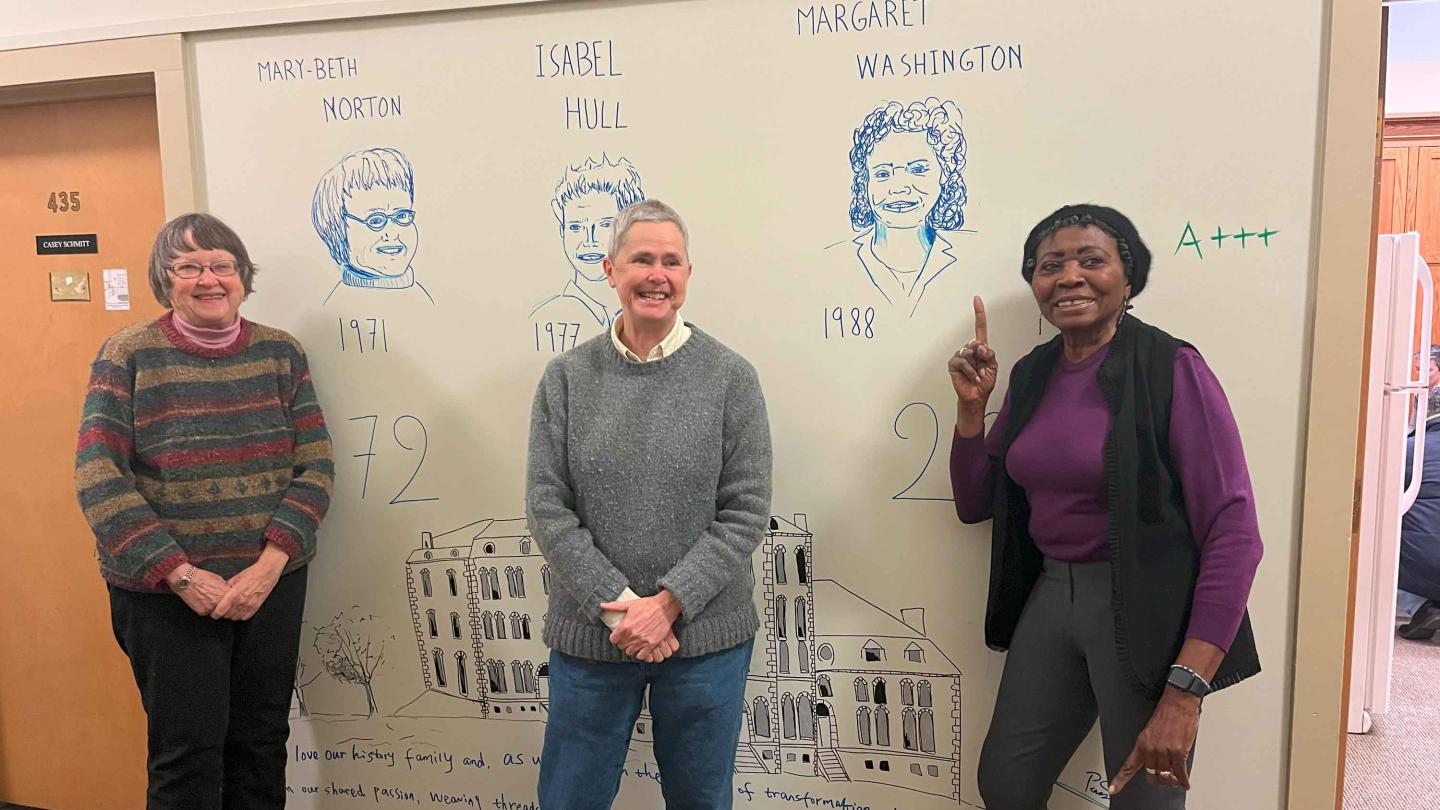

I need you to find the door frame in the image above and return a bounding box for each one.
[0,34,197,218]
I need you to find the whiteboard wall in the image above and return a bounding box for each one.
[190,1,1324,806]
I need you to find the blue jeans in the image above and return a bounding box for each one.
[538,639,753,810]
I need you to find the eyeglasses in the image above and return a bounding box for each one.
[169,260,239,279]
[345,209,417,231]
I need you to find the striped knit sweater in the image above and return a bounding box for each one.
[76,311,334,592]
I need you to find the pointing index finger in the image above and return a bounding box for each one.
[973,296,989,345]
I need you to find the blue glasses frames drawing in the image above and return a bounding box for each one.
[346,209,417,231]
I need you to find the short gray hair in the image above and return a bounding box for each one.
[147,213,257,306]
[608,198,689,259]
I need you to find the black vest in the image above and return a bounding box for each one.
[984,315,1261,696]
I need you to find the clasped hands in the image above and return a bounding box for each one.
[166,543,288,621]
[601,590,683,663]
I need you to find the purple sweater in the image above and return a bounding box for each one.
[950,345,1262,652]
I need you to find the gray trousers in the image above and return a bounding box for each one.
[977,558,1191,809]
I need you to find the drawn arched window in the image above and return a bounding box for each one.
[795,597,807,639]
[426,609,438,638]
[875,706,891,747]
[799,642,810,673]
[420,568,432,597]
[863,640,884,662]
[798,693,814,740]
[796,546,808,584]
[817,643,834,663]
[817,675,832,698]
[782,693,797,739]
[456,652,468,696]
[918,680,933,708]
[901,679,915,706]
[520,614,532,639]
[905,642,925,663]
[488,660,506,693]
[450,612,462,639]
[494,611,507,639]
[902,708,918,751]
[873,678,887,705]
[753,697,772,738]
[541,564,551,595]
[486,568,500,600]
[773,545,787,584]
[779,640,790,674]
[482,612,494,639]
[854,678,868,702]
[432,649,446,687]
[522,661,535,695]
[447,569,458,597]
[775,596,787,639]
[512,661,525,693]
[856,707,872,746]
[520,538,531,555]
[919,709,936,753]
[507,567,526,598]
[510,612,522,638]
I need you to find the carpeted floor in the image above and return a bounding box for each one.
[1344,633,1440,808]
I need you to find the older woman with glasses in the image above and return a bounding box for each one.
[75,212,334,809]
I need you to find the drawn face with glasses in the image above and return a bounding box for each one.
[343,185,420,278]
[166,246,245,329]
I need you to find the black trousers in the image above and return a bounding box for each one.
[109,568,308,810]
[977,559,1193,810]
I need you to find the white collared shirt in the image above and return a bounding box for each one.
[611,315,692,363]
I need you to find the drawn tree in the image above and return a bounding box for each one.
[313,608,392,717]
[293,625,321,718]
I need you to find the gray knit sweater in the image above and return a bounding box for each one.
[525,325,772,661]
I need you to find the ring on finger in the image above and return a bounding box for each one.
[1158,770,1174,778]
[1145,768,1159,775]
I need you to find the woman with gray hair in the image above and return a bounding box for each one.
[75,212,334,809]
[527,198,772,809]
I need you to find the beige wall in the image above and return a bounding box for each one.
[0,0,542,50]
[1288,2,1385,807]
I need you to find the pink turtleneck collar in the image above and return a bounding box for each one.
[159,310,253,358]
[171,311,243,347]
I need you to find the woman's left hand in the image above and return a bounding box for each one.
[211,544,289,621]
[1107,690,1201,794]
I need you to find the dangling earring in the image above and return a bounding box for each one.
[1117,295,1131,327]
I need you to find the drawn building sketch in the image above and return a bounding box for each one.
[826,98,972,318]
[529,155,643,339]
[312,147,434,306]
[742,515,963,803]
[397,510,967,804]
[399,518,549,721]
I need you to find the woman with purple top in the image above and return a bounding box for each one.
[947,204,1262,808]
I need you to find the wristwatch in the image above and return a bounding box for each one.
[1166,665,1212,699]
[172,565,197,592]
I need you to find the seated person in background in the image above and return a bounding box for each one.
[1399,346,1440,640]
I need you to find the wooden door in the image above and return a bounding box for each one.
[0,94,167,809]
[1379,146,1411,235]
[1415,146,1440,271]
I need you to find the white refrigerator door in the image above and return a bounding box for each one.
[1348,232,1432,734]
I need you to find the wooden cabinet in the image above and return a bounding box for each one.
[1382,116,1440,340]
